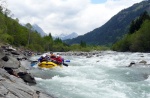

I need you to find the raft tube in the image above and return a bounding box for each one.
[38,61,61,69]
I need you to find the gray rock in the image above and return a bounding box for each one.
[0,47,55,98]
[128,61,136,67]
[0,56,20,68]
[0,69,13,82]
[139,60,147,64]
[0,84,8,97]
[1,56,9,61]
[0,49,5,58]
[14,66,27,73]
[8,75,25,84]
[11,51,20,55]
[5,92,18,98]
[17,72,36,84]
[39,92,54,98]
[1,81,34,98]
[20,60,31,70]
[0,75,5,81]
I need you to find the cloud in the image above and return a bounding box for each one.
[7,0,143,36]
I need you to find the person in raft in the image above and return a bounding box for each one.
[53,55,68,67]
[38,53,51,62]
[50,54,62,64]
[50,52,56,59]
[38,56,47,62]
[38,52,55,62]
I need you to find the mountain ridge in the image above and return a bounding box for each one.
[54,32,78,40]
[32,24,47,37]
[65,0,150,45]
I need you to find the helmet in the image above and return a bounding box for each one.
[56,55,60,57]
[42,54,46,57]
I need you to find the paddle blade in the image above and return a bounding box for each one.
[63,63,68,67]
[65,60,70,62]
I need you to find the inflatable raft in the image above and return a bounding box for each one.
[38,61,61,69]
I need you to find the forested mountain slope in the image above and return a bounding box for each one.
[65,0,150,46]
[112,12,150,52]
[0,6,68,52]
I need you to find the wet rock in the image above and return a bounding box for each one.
[0,46,54,98]
[17,72,36,85]
[1,55,9,62]
[143,73,149,79]
[4,67,14,75]
[86,55,92,58]
[17,57,22,61]
[17,57,27,61]
[0,68,18,82]
[128,61,136,67]
[11,51,20,55]
[139,60,147,64]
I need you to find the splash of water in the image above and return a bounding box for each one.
[30,51,150,98]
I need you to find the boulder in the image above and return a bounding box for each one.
[17,72,36,85]
[0,47,54,98]
[0,56,20,68]
[128,61,136,67]
[11,51,20,55]
[139,60,147,64]
[1,55,9,62]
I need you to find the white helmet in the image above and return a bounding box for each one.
[56,55,60,57]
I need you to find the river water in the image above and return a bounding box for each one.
[29,51,150,98]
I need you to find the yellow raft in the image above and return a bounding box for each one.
[38,61,61,69]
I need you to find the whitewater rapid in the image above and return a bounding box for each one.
[29,51,150,98]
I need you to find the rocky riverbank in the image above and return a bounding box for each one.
[0,45,54,98]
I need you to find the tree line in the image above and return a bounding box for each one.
[112,11,150,52]
[0,4,108,52]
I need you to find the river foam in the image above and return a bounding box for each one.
[30,51,150,98]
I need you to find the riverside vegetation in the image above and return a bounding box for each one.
[0,2,108,52]
[1,1,150,53]
[112,11,150,52]
[0,1,150,98]
[65,0,150,46]
[0,1,150,53]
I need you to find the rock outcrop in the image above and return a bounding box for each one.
[0,45,54,98]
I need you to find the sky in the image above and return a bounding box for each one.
[6,0,143,36]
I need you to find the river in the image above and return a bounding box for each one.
[29,51,150,98]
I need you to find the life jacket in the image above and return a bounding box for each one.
[50,54,56,58]
[38,56,47,62]
[52,56,63,64]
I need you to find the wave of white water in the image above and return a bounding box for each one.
[29,51,150,98]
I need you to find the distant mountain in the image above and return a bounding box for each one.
[55,32,78,40]
[32,24,47,37]
[65,0,150,45]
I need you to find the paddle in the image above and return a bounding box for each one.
[30,61,39,67]
[64,60,70,62]
[63,62,69,67]
[62,59,70,67]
